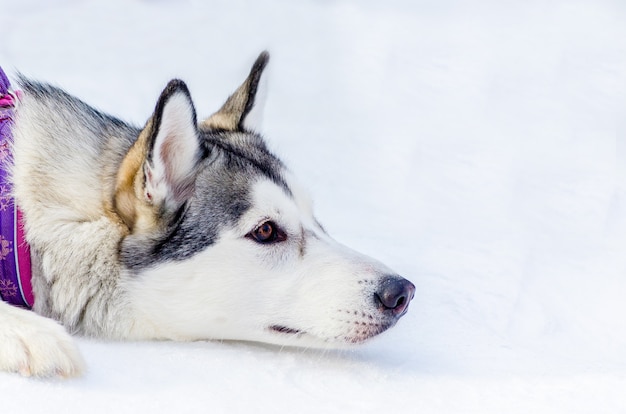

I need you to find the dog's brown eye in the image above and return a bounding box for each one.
[248,221,286,244]
[256,222,274,241]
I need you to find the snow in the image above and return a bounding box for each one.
[2,0,626,412]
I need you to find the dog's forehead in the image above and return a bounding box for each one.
[201,130,289,192]
[249,175,299,211]
[240,171,315,232]
[196,131,315,226]
[194,130,295,218]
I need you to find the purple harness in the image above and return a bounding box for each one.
[0,66,33,309]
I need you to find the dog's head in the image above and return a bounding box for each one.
[115,52,414,347]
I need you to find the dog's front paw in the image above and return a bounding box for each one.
[0,303,85,378]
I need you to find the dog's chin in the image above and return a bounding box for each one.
[266,321,396,348]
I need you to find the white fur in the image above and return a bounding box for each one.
[125,176,395,347]
[0,301,84,377]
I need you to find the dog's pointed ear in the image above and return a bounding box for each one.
[200,51,269,132]
[144,80,202,210]
[115,80,202,232]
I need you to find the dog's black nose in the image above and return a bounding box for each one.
[375,277,415,316]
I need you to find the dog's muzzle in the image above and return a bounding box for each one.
[375,276,415,317]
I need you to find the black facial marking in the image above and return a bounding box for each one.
[120,129,290,271]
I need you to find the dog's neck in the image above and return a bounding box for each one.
[0,69,33,309]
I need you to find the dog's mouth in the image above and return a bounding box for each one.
[268,321,393,345]
[268,325,303,335]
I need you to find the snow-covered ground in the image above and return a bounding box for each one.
[2,0,626,412]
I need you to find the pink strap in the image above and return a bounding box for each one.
[0,66,33,309]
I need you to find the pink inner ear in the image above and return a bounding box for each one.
[153,130,198,205]
[148,89,200,207]
[159,132,178,185]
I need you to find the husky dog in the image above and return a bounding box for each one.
[0,52,414,377]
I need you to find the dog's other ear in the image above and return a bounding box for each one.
[115,80,202,232]
[200,51,269,132]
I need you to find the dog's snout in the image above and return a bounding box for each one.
[375,277,415,316]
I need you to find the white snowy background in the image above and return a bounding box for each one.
[1,0,626,412]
